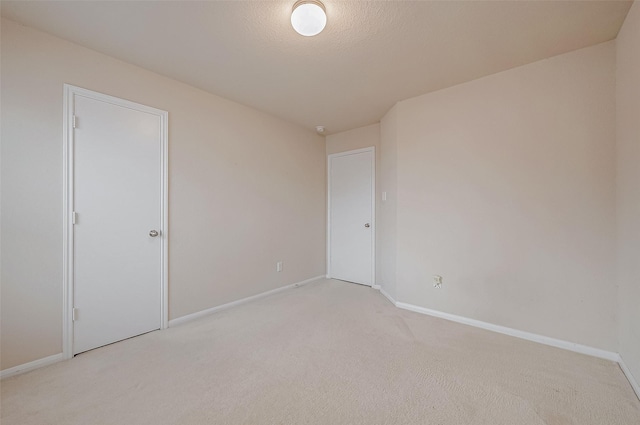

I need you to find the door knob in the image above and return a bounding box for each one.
[149,230,159,237]
[364,223,370,228]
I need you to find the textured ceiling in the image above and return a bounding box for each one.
[1,1,633,134]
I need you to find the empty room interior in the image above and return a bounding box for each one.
[1,0,640,423]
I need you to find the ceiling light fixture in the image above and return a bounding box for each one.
[291,0,327,37]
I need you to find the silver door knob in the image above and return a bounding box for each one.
[149,230,159,237]
[364,223,370,228]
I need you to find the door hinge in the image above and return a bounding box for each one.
[72,115,77,129]
[72,308,78,321]
[72,211,77,225]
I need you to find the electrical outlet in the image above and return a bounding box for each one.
[433,275,442,289]
[276,261,283,272]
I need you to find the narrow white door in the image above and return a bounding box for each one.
[72,91,165,355]
[329,148,374,286]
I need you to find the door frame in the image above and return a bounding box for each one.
[62,84,169,359]
[326,146,376,285]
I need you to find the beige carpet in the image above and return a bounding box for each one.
[2,279,639,424]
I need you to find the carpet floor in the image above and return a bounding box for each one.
[2,279,639,424]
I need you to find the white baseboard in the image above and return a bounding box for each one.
[619,356,640,400]
[2,276,325,379]
[373,287,618,362]
[379,286,397,306]
[375,287,640,396]
[3,279,633,398]
[168,275,325,327]
[395,301,619,362]
[1,353,64,380]
[372,284,381,290]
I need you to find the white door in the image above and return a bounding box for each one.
[328,148,374,286]
[70,88,166,355]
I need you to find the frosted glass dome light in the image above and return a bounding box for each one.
[291,1,327,37]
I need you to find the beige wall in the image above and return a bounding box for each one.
[379,107,398,299]
[388,42,617,350]
[0,19,326,371]
[616,1,640,386]
[325,124,380,156]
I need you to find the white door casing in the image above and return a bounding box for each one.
[328,147,375,286]
[63,85,168,357]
